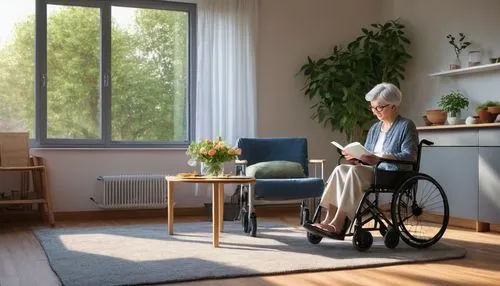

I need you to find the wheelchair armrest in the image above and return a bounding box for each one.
[372,158,417,187]
[420,139,434,146]
[235,159,248,166]
[375,158,416,169]
[309,159,326,164]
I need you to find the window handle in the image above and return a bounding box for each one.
[103,74,110,87]
[42,74,47,88]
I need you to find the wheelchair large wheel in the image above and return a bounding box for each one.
[391,174,449,249]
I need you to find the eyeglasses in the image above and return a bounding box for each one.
[369,104,390,112]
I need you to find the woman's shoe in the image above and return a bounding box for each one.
[303,217,351,241]
[329,216,351,240]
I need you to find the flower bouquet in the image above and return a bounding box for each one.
[187,137,241,177]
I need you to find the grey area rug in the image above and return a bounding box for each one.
[33,221,466,286]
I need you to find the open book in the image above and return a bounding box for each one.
[330,141,372,160]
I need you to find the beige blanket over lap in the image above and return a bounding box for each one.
[320,164,374,220]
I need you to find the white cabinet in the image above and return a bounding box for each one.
[420,147,478,220]
[478,147,500,224]
[419,126,500,227]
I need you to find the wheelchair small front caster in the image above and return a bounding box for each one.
[353,229,373,251]
[249,212,257,237]
[240,207,250,233]
[300,207,310,226]
[383,227,399,249]
[306,232,323,244]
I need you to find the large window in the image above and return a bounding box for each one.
[0,0,36,137]
[0,0,196,147]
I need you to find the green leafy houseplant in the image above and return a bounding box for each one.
[299,19,412,142]
[438,91,469,117]
[476,100,500,111]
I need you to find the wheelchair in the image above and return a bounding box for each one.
[304,139,450,251]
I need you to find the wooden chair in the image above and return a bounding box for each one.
[0,132,55,226]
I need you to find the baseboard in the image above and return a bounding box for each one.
[54,207,204,221]
[52,203,301,221]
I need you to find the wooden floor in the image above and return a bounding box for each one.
[1,215,500,286]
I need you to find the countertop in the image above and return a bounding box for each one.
[417,122,500,131]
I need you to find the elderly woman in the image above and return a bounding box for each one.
[305,82,418,239]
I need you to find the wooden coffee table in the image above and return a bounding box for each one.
[165,176,256,247]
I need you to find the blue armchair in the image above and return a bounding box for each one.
[236,137,325,236]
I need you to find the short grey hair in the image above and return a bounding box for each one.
[365,83,402,106]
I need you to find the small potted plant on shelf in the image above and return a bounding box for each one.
[476,100,500,123]
[446,33,471,69]
[425,109,447,125]
[438,90,469,125]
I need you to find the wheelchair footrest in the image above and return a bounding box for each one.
[303,223,346,241]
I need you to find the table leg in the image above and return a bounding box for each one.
[212,183,220,247]
[167,180,174,235]
[218,183,224,233]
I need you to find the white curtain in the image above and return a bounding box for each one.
[196,0,258,146]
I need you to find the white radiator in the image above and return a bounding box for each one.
[94,174,167,209]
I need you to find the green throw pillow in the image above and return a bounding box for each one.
[246,160,306,179]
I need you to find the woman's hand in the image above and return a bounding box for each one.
[359,154,380,165]
[342,151,360,165]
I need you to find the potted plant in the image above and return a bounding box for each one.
[476,100,500,123]
[446,33,471,69]
[438,91,469,125]
[425,109,447,125]
[299,19,412,142]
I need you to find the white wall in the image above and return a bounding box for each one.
[17,0,500,212]
[23,0,383,212]
[30,149,208,211]
[257,0,383,173]
[392,0,500,123]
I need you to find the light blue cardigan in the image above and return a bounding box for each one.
[364,115,419,170]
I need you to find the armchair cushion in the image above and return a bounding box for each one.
[246,160,305,179]
[255,178,324,200]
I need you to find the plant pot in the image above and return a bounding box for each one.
[422,115,432,126]
[487,105,500,116]
[477,109,494,123]
[447,111,462,125]
[426,109,447,125]
[447,116,462,125]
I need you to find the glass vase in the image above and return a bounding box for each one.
[449,56,461,70]
[200,162,224,177]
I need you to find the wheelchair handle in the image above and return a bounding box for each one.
[420,139,434,146]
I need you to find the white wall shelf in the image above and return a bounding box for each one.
[429,62,500,77]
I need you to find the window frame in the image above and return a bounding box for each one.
[35,0,196,148]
